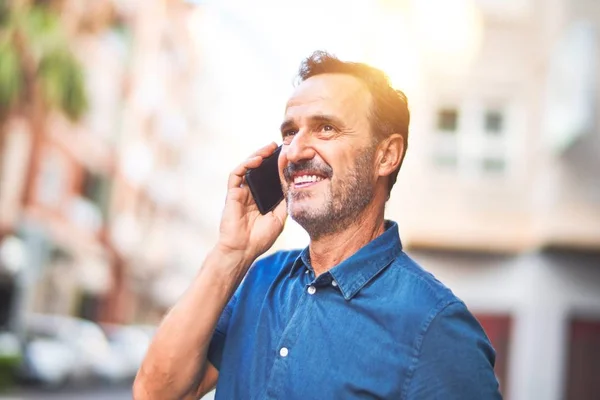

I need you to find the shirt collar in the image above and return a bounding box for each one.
[290,220,402,300]
[290,247,312,275]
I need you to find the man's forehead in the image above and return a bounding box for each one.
[285,73,371,113]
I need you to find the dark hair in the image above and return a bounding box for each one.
[296,51,410,197]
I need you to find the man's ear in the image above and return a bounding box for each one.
[377,134,405,178]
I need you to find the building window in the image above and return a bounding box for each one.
[482,157,506,173]
[484,110,504,134]
[35,150,67,208]
[81,171,111,220]
[78,292,101,322]
[437,109,459,132]
[433,153,458,169]
[0,277,16,330]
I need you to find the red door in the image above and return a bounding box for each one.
[475,314,512,398]
[565,318,600,400]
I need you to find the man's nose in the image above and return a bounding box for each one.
[285,131,316,163]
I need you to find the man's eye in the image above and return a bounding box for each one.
[322,125,335,132]
[283,129,298,137]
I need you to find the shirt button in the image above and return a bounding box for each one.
[305,269,310,274]
[307,286,316,295]
[331,280,338,287]
[279,347,289,357]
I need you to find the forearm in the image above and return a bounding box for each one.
[133,248,251,400]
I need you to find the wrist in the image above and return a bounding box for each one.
[208,245,255,279]
[214,242,247,263]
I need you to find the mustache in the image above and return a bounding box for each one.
[283,159,333,182]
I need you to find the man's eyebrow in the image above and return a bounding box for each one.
[308,114,345,127]
[280,114,346,134]
[280,119,295,133]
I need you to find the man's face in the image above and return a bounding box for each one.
[278,73,378,239]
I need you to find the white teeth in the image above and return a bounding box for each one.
[294,175,324,184]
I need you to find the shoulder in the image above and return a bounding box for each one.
[228,249,303,308]
[385,254,498,397]
[242,248,303,284]
[386,251,460,312]
[256,249,304,268]
[377,251,485,344]
[390,253,494,360]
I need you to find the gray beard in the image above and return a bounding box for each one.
[287,149,376,240]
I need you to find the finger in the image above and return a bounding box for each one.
[227,142,279,189]
[228,156,263,189]
[249,142,278,159]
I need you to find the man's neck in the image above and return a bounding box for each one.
[308,208,386,276]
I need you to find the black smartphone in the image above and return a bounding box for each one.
[245,145,284,214]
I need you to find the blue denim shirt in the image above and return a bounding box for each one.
[208,221,502,399]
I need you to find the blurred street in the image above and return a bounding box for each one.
[0,385,132,400]
[0,386,215,400]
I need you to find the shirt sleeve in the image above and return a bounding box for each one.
[206,292,238,371]
[404,301,503,400]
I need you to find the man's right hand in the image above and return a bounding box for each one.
[134,143,287,400]
[216,142,287,268]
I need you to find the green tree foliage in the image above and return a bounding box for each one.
[0,38,23,109]
[0,1,88,120]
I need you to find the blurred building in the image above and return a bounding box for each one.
[106,0,213,322]
[388,0,600,399]
[0,1,125,330]
[0,0,206,332]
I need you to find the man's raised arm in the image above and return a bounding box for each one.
[133,143,287,400]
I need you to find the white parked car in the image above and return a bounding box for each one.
[19,314,130,386]
[101,324,153,379]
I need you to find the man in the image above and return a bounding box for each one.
[134,51,502,399]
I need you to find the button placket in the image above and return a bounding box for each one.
[262,282,315,400]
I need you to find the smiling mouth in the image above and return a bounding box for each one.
[292,174,326,189]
